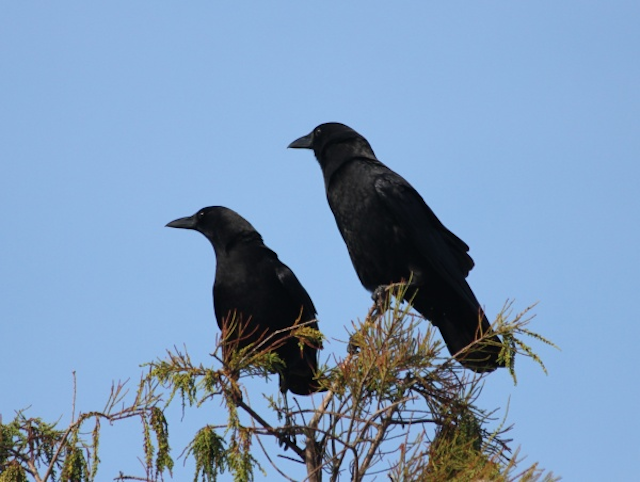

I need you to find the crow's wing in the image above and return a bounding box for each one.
[374,173,479,307]
[274,260,318,328]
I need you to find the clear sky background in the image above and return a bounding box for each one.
[2,2,638,481]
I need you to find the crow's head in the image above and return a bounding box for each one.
[288,123,375,169]
[166,206,262,252]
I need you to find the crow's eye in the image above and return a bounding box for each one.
[315,128,322,137]
[198,211,206,218]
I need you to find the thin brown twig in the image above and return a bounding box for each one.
[71,371,77,423]
[254,434,298,482]
[234,397,306,460]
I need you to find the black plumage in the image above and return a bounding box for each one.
[289,123,503,372]
[167,206,322,394]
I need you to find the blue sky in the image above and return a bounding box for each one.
[2,2,638,480]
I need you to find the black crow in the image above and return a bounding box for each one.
[289,123,503,372]
[167,206,322,394]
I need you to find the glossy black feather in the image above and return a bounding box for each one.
[289,123,503,372]
[167,206,322,394]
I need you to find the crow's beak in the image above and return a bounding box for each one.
[287,132,313,149]
[166,214,197,229]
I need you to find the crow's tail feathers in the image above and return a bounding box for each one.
[409,291,505,372]
[280,349,326,396]
[434,311,505,373]
[281,372,325,396]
